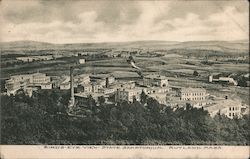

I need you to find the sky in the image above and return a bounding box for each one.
[1,0,249,43]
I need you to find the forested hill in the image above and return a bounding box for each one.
[1,89,249,145]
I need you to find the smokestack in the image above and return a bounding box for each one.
[106,77,109,88]
[69,67,75,107]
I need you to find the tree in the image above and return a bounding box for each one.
[193,70,199,76]
[140,91,147,104]
[238,77,247,87]
[98,96,106,106]
[87,95,97,113]
[146,97,161,115]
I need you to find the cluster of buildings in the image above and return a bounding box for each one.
[5,72,52,96]
[16,55,60,62]
[4,70,247,119]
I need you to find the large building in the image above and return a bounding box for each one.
[31,73,51,85]
[204,99,243,119]
[143,74,168,87]
[209,75,238,86]
[115,88,142,103]
[16,56,53,62]
[177,87,207,101]
[5,73,51,95]
[165,87,208,108]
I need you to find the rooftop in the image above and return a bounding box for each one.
[90,74,114,79]
[144,74,168,80]
[204,99,242,112]
[180,87,206,92]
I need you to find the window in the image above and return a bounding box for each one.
[233,113,234,116]
[232,107,234,111]
[229,107,231,111]
[229,113,231,116]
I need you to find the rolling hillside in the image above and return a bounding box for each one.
[0,40,249,52]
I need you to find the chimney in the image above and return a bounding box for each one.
[106,77,109,88]
[69,67,75,107]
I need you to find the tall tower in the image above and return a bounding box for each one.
[68,67,75,109]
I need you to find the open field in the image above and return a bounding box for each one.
[1,40,249,104]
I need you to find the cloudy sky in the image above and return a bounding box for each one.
[1,0,249,43]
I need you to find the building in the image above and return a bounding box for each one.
[209,75,238,86]
[83,84,92,93]
[99,88,116,95]
[79,59,86,64]
[10,74,32,83]
[110,81,136,90]
[16,56,53,62]
[75,92,110,105]
[90,74,115,87]
[115,88,142,103]
[41,82,53,89]
[177,87,207,101]
[32,73,51,85]
[59,82,70,90]
[143,74,168,87]
[148,93,167,105]
[92,82,104,93]
[76,74,90,85]
[105,76,115,87]
[165,87,208,108]
[9,73,50,85]
[5,73,51,95]
[5,79,21,95]
[143,87,169,95]
[204,99,243,119]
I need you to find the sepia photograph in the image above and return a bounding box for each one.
[0,0,249,158]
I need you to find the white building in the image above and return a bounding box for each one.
[41,83,53,89]
[32,73,51,85]
[209,75,238,86]
[79,59,86,64]
[105,76,115,87]
[99,88,116,95]
[59,82,70,90]
[178,87,207,101]
[83,84,92,93]
[5,73,51,95]
[204,99,243,119]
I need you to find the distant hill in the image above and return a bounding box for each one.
[0,41,55,50]
[0,40,249,52]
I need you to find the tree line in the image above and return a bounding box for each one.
[1,89,249,145]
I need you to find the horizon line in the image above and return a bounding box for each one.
[1,39,249,45]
